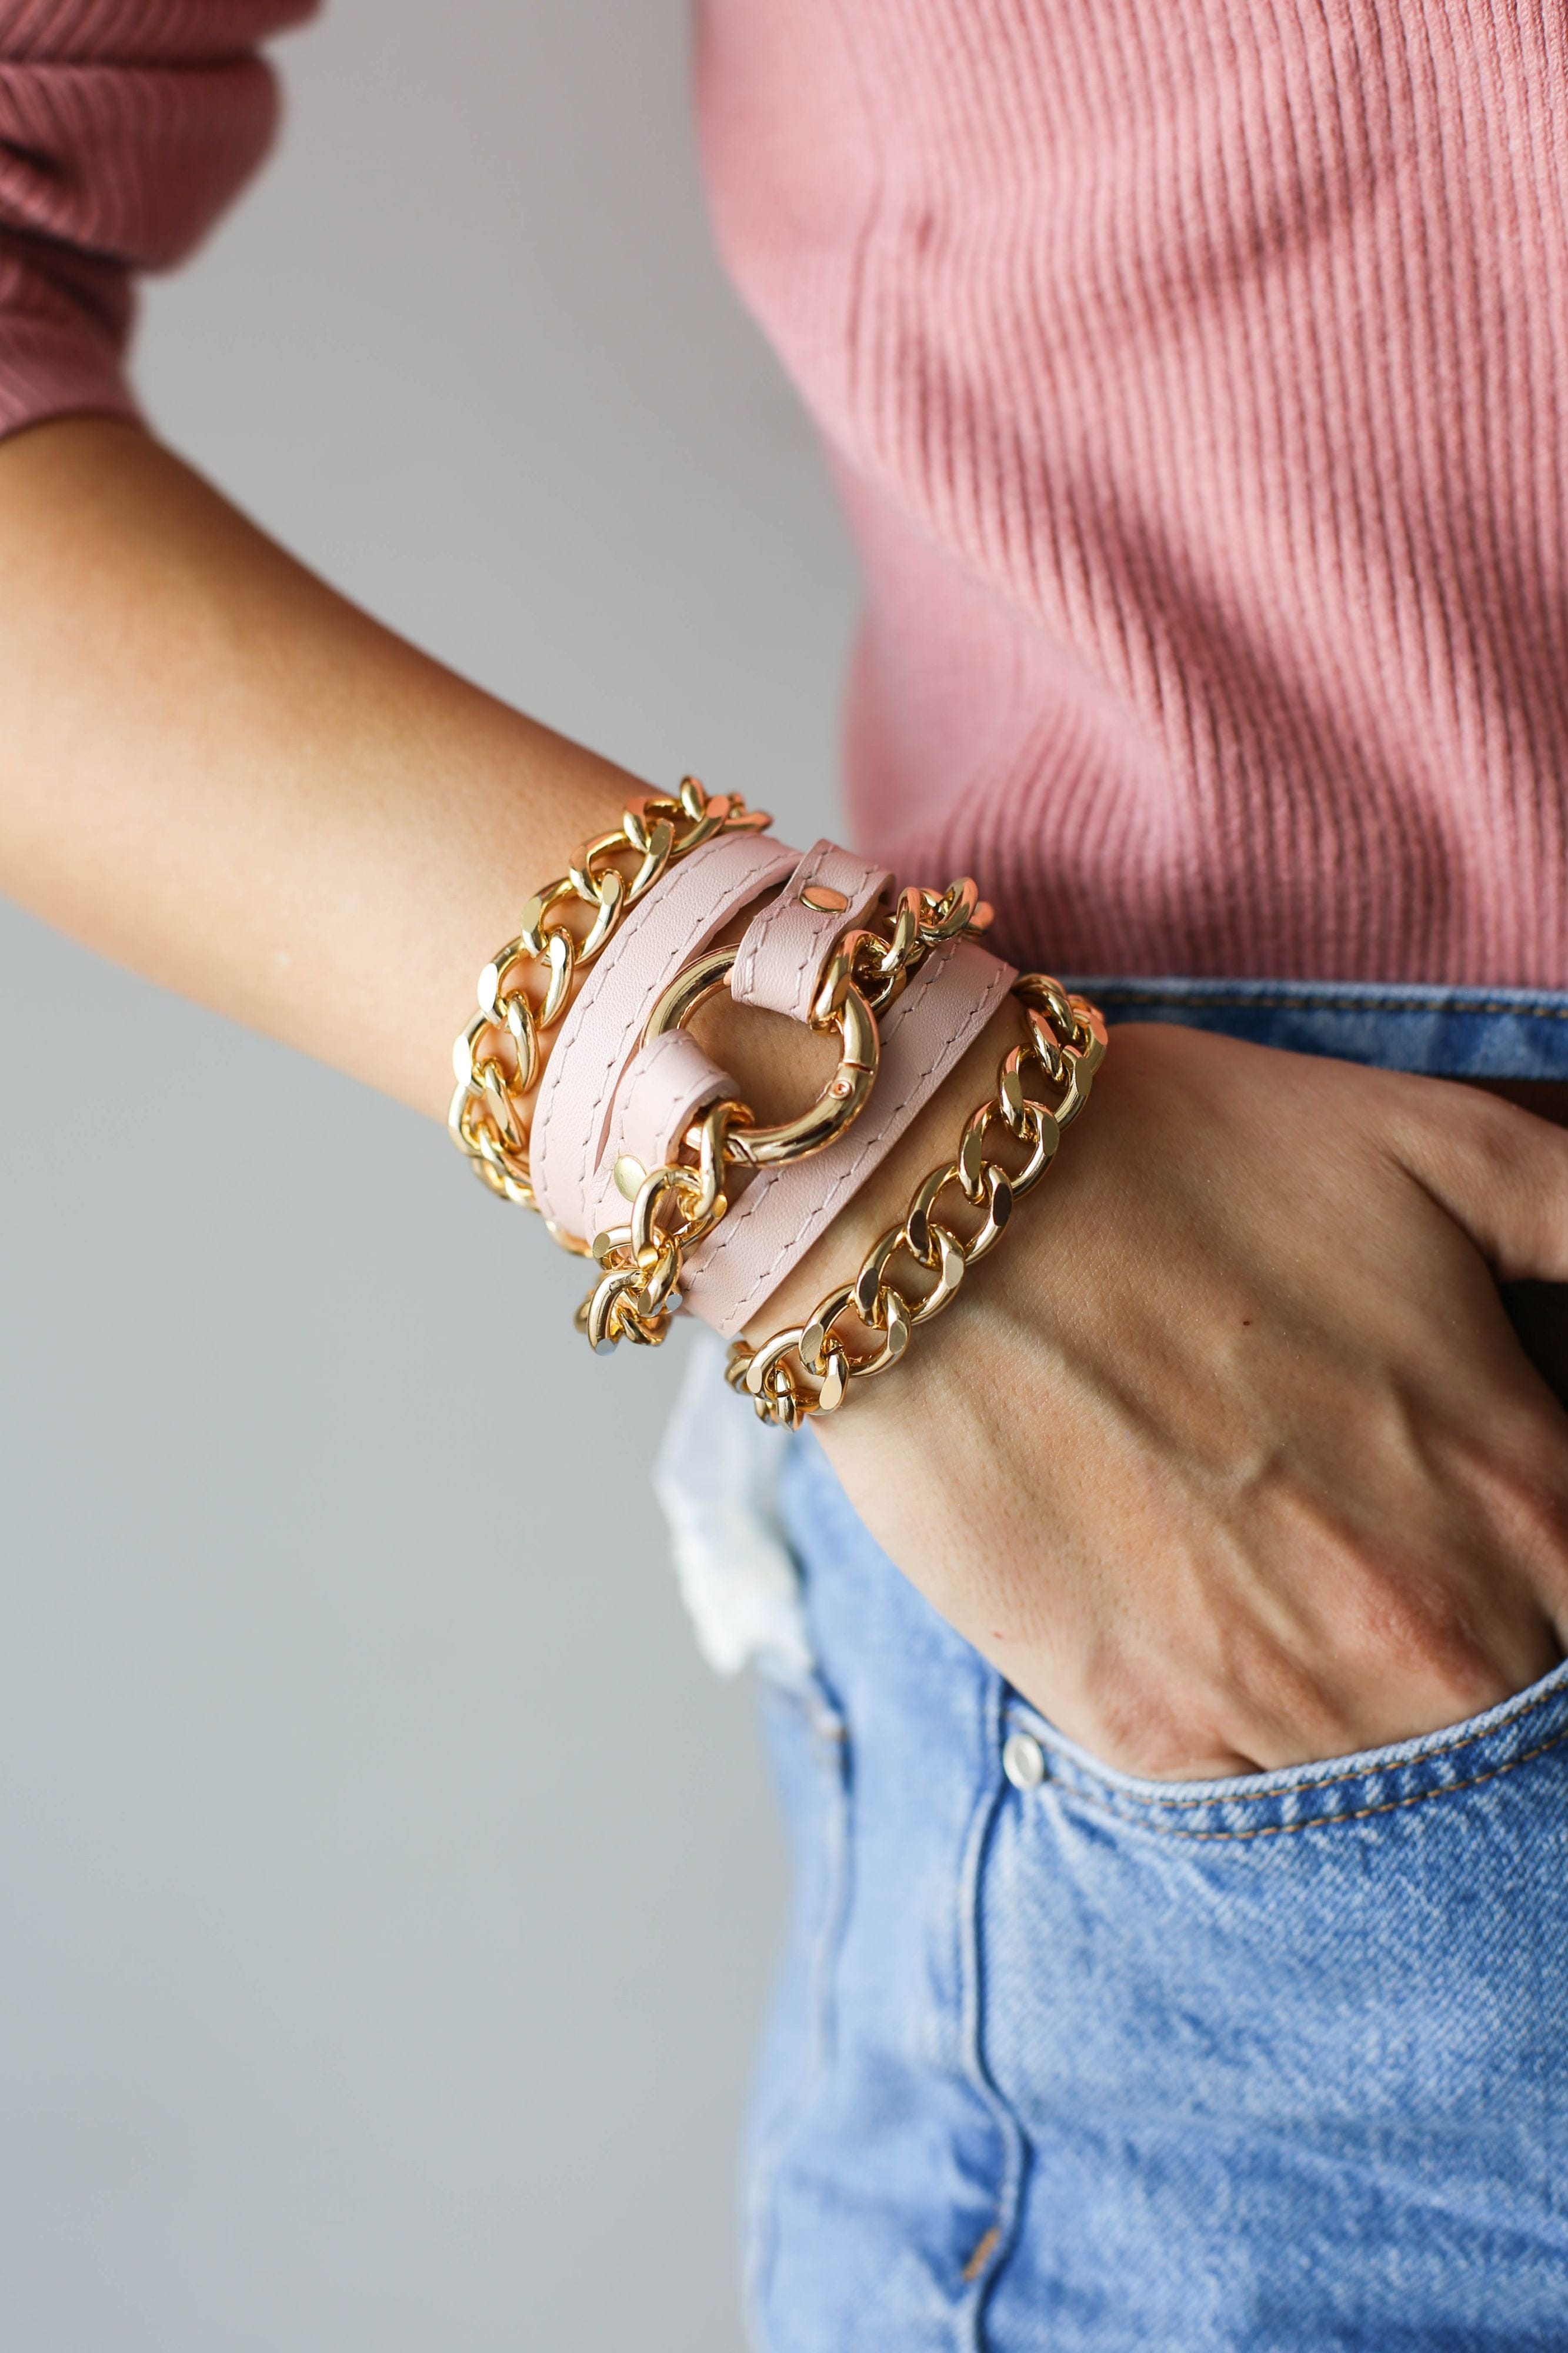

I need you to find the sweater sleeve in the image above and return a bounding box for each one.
[0,0,316,439]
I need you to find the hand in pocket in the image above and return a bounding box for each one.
[800,1021,1568,1779]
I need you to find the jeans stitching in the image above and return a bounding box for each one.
[953,1682,1026,2348]
[1092,989,1568,1021]
[1043,1720,1568,1841]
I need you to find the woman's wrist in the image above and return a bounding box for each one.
[492,816,1021,1361]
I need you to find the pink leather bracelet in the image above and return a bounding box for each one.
[528,829,796,1237]
[586,946,1013,1324]
[602,1028,737,1205]
[578,838,897,1241]
[528,825,1016,1339]
[678,936,1015,1337]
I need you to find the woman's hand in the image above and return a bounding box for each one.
[776,1019,1568,1779]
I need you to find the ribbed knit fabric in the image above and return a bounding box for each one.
[3,3,1566,984]
[696,0,1568,984]
[0,1,312,436]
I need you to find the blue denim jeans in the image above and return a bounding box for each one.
[659,979,1568,2351]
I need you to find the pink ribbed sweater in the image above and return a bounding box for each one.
[3,1,1566,985]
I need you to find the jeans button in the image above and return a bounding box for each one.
[1002,1729,1046,1790]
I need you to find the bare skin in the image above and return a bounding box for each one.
[0,417,632,1108]
[6,415,1568,1779]
[790,1019,1568,1777]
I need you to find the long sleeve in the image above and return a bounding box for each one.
[0,0,315,438]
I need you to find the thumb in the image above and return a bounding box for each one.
[1394,1083,1568,1284]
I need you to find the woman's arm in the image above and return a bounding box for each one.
[0,416,633,1115]
[8,420,1568,1791]
[0,4,643,1112]
[8,0,1568,1785]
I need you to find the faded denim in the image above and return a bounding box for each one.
[737,980,1568,2351]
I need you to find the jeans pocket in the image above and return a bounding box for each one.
[983,1658,1568,2353]
[1003,1654,1568,1845]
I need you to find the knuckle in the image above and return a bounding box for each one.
[1357,1584,1532,1721]
[1363,1590,1487,1688]
[1455,1413,1568,1594]
[1464,1092,1568,1230]
[1506,1429,1568,1535]
[1456,1085,1553,1167]
[1416,1640,1517,1720]
[1077,1679,1237,1781]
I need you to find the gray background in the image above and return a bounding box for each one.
[0,5,858,2346]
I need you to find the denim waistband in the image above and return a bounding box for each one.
[1068,975,1568,1081]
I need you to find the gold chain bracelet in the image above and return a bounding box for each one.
[724,975,1106,1427]
[809,875,993,1022]
[447,776,768,1218]
[575,878,996,1353]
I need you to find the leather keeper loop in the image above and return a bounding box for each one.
[596,1031,737,1229]
[730,839,893,1024]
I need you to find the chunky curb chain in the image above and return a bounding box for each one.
[811,876,992,1021]
[575,878,996,1352]
[447,776,768,1219]
[724,975,1107,1425]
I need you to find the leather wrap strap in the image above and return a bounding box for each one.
[680,937,1015,1337]
[600,1031,735,1221]
[527,824,1015,1341]
[528,829,795,1235]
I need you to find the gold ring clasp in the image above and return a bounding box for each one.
[643,945,879,1166]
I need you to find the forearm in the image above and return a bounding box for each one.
[0,410,953,1340]
[0,416,635,1117]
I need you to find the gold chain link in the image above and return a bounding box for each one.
[447,776,768,1228]
[810,875,992,1022]
[575,877,997,1352]
[724,976,1107,1425]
